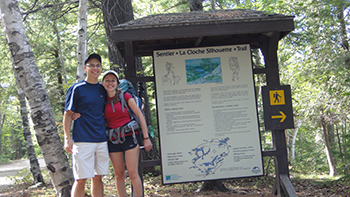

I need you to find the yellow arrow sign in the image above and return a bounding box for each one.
[272,111,287,122]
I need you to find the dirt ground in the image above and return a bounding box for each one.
[1,174,349,197]
[0,159,349,196]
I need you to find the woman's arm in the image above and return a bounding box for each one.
[127,98,152,151]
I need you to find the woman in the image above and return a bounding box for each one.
[102,70,152,197]
[74,70,152,196]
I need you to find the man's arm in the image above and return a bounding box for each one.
[63,110,74,153]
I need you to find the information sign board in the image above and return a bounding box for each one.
[154,44,264,184]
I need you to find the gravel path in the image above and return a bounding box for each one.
[0,158,45,191]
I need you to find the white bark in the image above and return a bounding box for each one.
[320,111,337,177]
[0,0,73,195]
[76,0,88,81]
[289,119,302,161]
[290,126,299,161]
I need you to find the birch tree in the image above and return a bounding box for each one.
[320,110,337,176]
[76,0,88,81]
[0,0,73,196]
[15,81,44,184]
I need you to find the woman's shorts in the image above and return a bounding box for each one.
[108,134,140,153]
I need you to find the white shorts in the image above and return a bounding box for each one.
[72,142,109,180]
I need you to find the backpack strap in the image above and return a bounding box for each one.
[107,127,126,144]
[119,91,134,120]
[105,89,122,113]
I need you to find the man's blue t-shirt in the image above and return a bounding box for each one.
[65,80,107,142]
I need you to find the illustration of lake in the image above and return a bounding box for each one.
[186,57,223,85]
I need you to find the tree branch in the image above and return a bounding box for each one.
[22,1,79,21]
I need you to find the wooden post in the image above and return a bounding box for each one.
[124,41,145,197]
[124,41,137,83]
[260,32,292,196]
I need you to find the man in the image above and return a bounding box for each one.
[63,53,108,197]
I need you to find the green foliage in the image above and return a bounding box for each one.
[8,168,33,185]
[0,155,10,164]
[1,113,26,160]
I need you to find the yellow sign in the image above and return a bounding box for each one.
[269,90,285,105]
[262,85,294,130]
[272,111,287,122]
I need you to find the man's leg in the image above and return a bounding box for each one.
[91,175,103,197]
[72,143,96,196]
[71,179,87,197]
[92,142,109,197]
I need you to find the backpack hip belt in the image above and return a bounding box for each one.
[107,120,139,144]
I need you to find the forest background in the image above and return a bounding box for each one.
[0,0,350,196]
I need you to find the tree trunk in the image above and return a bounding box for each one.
[290,119,301,161]
[290,127,299,161]
[53,50,67,113]
[76,0,88,81]
[211,0,216,10]
[337,4,349,51]
[342,118,348,174]
[101,0,134,68]
[320,110,337,176]
[0,1,73,196]
[101,0,160,172]
[0,113,5,155]
[16,83,44,185]
[341,118,347,156]
[335,124,344,163]
[189,0,203,11]
[327,123,335,148]
[198,180,229,192]
[53,21,68,84]
[235,0,240,6]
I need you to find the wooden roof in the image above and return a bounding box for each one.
[111,9,295,57]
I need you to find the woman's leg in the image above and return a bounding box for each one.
[109,152,126,197]
[125,144,142,197]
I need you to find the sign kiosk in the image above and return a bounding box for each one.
[111,9,296,196]
[154,44,264,184]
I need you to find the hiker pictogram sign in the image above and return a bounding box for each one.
[262,85,294,130]
[270,90,285,105]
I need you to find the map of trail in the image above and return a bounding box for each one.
[188,137,231,176]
